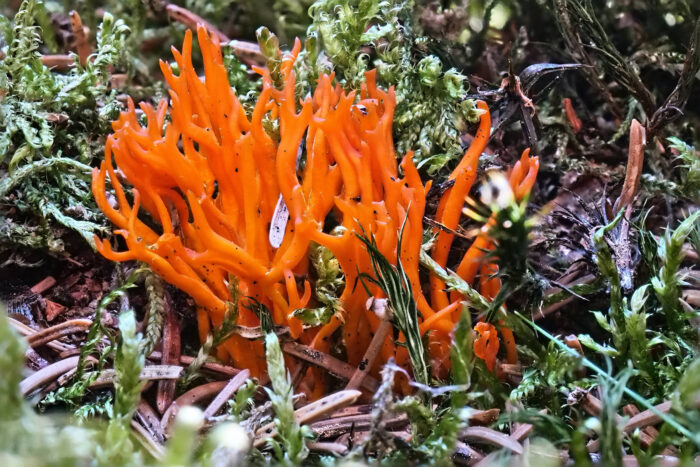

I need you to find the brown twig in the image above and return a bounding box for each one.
[30,276,56,294]
[88,365,183,388]
[136,399,166,444]
[623,401,672,434]
[346,310,391,391]
[470,408,501,426]
[648,18,700,137]
[203,369,251,418]
[282,341,379,392]
[460,426,523,455]
[536,274,596,320]
[157,304,181,413]
[310,413,409,440]
[622,404,670,451]
[9,317,75,353]
[254,389,362,447]
[453,441,485,465]
[307,441,349,455]
[26,319,92,348]
[581,394,668,452]
[131,419,165,460]
[621,455,680,466]
[147,351,242,378]
[161,381,229,432]
[41,54,75,70]
[165,4,228,42]
[20,356,81,395]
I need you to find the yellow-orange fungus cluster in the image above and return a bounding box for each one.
[92,26,538,395]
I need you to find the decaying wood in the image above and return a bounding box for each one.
[228,40,266,66]
[307,441,349,455]
[582,394,672,452]
[453,441,485,465]
[469,408,501,426]
[537,274,596,320]
[622,454,681,467]
[623,404,675,453]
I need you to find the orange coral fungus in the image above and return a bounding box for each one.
[452,148,539,371]
[93,26,538,392]
[425,141,539,372]
[473,322,499,372]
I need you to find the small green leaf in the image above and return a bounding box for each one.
[578,334,619,357]
[291,306,335,326]
[592,311,612,332]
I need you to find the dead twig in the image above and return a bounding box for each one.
[136,399,166,444]
[582,394,668,452]
[10,317,75,353]
[147,351,245,378]
[307,441,349,456]
[161,381,229,432]
[623,401,672,434]
[20,356,81,395]
[254,389,362,447]
[453,441,485,465]
[41,54,75,70]
[131,418,165,460]
[310,413,409,440]
[282,341,379,392]
[30,276,56,294]
[536,274,596,320]
[460,426,523,455]
[346,302,392,391]
[648,18,700,137]
[26,319,92,348]
[88,365,183,388]
[157,304,181,413]
[165,4,228,42]
[203,369,251,418]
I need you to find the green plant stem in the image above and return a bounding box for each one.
[516,312,700,447]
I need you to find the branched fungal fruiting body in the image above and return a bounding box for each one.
[93,26,538,393]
